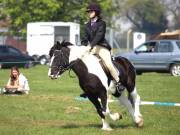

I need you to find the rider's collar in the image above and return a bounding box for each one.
[91,16,98,24]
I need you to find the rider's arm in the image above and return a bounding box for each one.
[5,78,18,89]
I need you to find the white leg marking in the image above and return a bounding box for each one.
[130,87,142,117]
[48,55,54,77]
[105,99,121,121]
[118,91,135,120]
[101,119,112,131]
[130,87,143,127]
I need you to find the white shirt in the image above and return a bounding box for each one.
[7,73,30,91]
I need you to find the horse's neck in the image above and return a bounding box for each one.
[71,59,89,80]
[68,46,101,79]
[68,46,90,62]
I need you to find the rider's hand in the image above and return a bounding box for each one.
[90,46,94,52]
[86,45,91,52]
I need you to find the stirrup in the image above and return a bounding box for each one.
[116,82,125,92]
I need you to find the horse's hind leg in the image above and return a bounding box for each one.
[118,91,135,119]
[87,94,112,131]
[130,87,143,127]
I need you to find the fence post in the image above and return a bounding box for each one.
[127,29,132,52]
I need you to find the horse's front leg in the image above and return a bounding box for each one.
[87,94,112,131]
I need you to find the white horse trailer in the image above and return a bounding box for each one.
[27,22,80,64]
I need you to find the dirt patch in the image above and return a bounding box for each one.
[30,95,72,102]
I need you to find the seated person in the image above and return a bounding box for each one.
[3,66,30,94]
[148,46,155,52]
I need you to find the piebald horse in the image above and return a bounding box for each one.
[48,41,143,131]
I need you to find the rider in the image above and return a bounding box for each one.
[80,2,124,97]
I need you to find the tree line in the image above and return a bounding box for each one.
[0,0,179,38]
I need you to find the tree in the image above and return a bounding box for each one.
[0,0,62,37]
[115,0,168,35]
[161,0,180,29]
[0,0,115,38]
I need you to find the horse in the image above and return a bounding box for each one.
[48,41,143,131]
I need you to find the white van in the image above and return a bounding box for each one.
[27,22,80,64]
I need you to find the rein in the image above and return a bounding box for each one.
[66,60,80,78]
[50,59,80,78]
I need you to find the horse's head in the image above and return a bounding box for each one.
[48,41,73,79]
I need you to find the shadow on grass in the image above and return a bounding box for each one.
[61,122,133,129]
[61,123,101,129]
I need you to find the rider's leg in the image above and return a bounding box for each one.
[91,46,125,91]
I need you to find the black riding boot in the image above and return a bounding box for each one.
[116,82,125,92]
[80,93,87,98]
[112,82,125,97]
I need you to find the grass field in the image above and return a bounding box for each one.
[0,65,180,135]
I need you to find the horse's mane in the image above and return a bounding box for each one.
[49,41,73,57]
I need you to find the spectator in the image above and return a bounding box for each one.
[3,66,30,94]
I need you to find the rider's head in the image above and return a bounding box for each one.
[86,3,101,19]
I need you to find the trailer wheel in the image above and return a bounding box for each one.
[39,55,49,65]
[32,55,39,62]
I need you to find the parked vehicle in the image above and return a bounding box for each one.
[27,22,80,65]
[0,45,35,69]
[116,40,180,76]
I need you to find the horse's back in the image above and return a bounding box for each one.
[114,56,136,90]
[114,56,135,75]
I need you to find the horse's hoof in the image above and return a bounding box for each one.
[136,116,143,127]
[102,122,113,131]
[102,127,113,131]
[110,113,122,121]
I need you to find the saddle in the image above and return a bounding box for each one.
[94,54,125,96]
[93,54,113,80]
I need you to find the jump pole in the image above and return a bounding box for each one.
[140,101,180,107]
[75,97,180,107]
[109,100,180,107]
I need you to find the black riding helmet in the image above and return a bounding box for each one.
[86,3,101,16]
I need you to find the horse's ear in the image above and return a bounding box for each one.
[66,42,73,46]
[55,41,63,50]
[56,41,61,46]
[62,41,73,47]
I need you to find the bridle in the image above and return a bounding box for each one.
[49,49,80,75]
[49,61,77,73]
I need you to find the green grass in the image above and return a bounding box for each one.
[0,65,180,135]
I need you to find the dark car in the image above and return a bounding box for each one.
[0,45,35,69]
[116,40,180,76]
